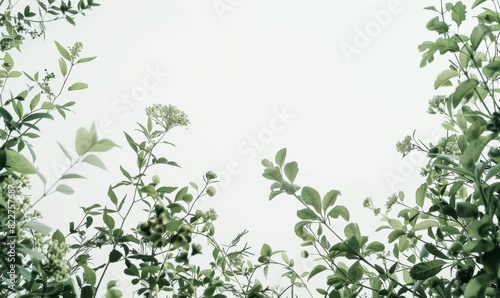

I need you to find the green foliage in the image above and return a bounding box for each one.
[4,1,500,297]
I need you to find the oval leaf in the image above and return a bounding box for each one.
[301,186,322,214]
[409,260,445,280]
[68,82,88,91]
[308,265,327,280]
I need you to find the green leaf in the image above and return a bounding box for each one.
[56,184,74,194]
[451,79,478,108]
[281,181,299,195]
[416,183,427,208]
[468,215,492,239]
[426,17,449,34]
[23,221,52,234]
[82,154,106,170]
[301,186,322,214]
[103,213,115,229]
[52,229,65,243]
[424,243,450,260]
[57,142,73,161]
[457,201,479,218]
[434,69,458,89]
[77,56,97,63]
[262,167,284,182]
[464,274,495,298]
[347,261,363,281]
[308,265,327,280]
[275,148,287,168]
[483,59,500,80]
[55,41,71,61]
[109,249,122,263]
[41,102,54,110]
[22,112,54,122]
[108,187,118,205]
[344,223,361,241]
[260,243,272,257]
[472,0,486,8]
[486,163,500,181]
[460,140,480,171]
[8,71,22,78]
[105,289,122,298]
[409,260,445,280]
[89,139,117,152]
[3,52,13,71]
[451,2,466,27]
[463,240,495,253]
[68,82,88,91]
[328,205,349,221]
[6,150,36,174]
[17,245,47,261]
[61,173,85,179]
[66,15,75,25]
[366,241,385,252]
[75,127,95,155]
[59,58,67,76]
[83,265,97,286]
[294,221,310,238]
[297,208,318,220]
[140,185,158,199]
[471,23,490,51]
[414,220,440,231]
[30,93,41,111]
[322,189,340,212]
[204,287,216,298]
[284,161,299,182]
[107,281,118,291]
[388,230,405,243]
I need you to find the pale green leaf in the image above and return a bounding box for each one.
[82,154,106,170]
[55,41,71,61]
[308,265,327,280]
[59,58,67,76]
[77,56,97,63]
[301,186,322,214]
[6,150,36,174]
[89,139,117,152]
[434,69,458,89]
[68,82,88,91]
[275,148,287,168]
[284,161,299,182]
[56,184,74,195]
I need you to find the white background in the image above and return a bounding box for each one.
[16,0,448,295]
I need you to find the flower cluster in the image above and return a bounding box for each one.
[395,135,412,157]
[385,193,398,211]
[363,197,373,208]
[205,208,218,221]
[69,42,83,61]
[427,95,446,115]
[435,135,460,155]
[44,239,71,282]
[145,104,190,130]
[1,174,30,197]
